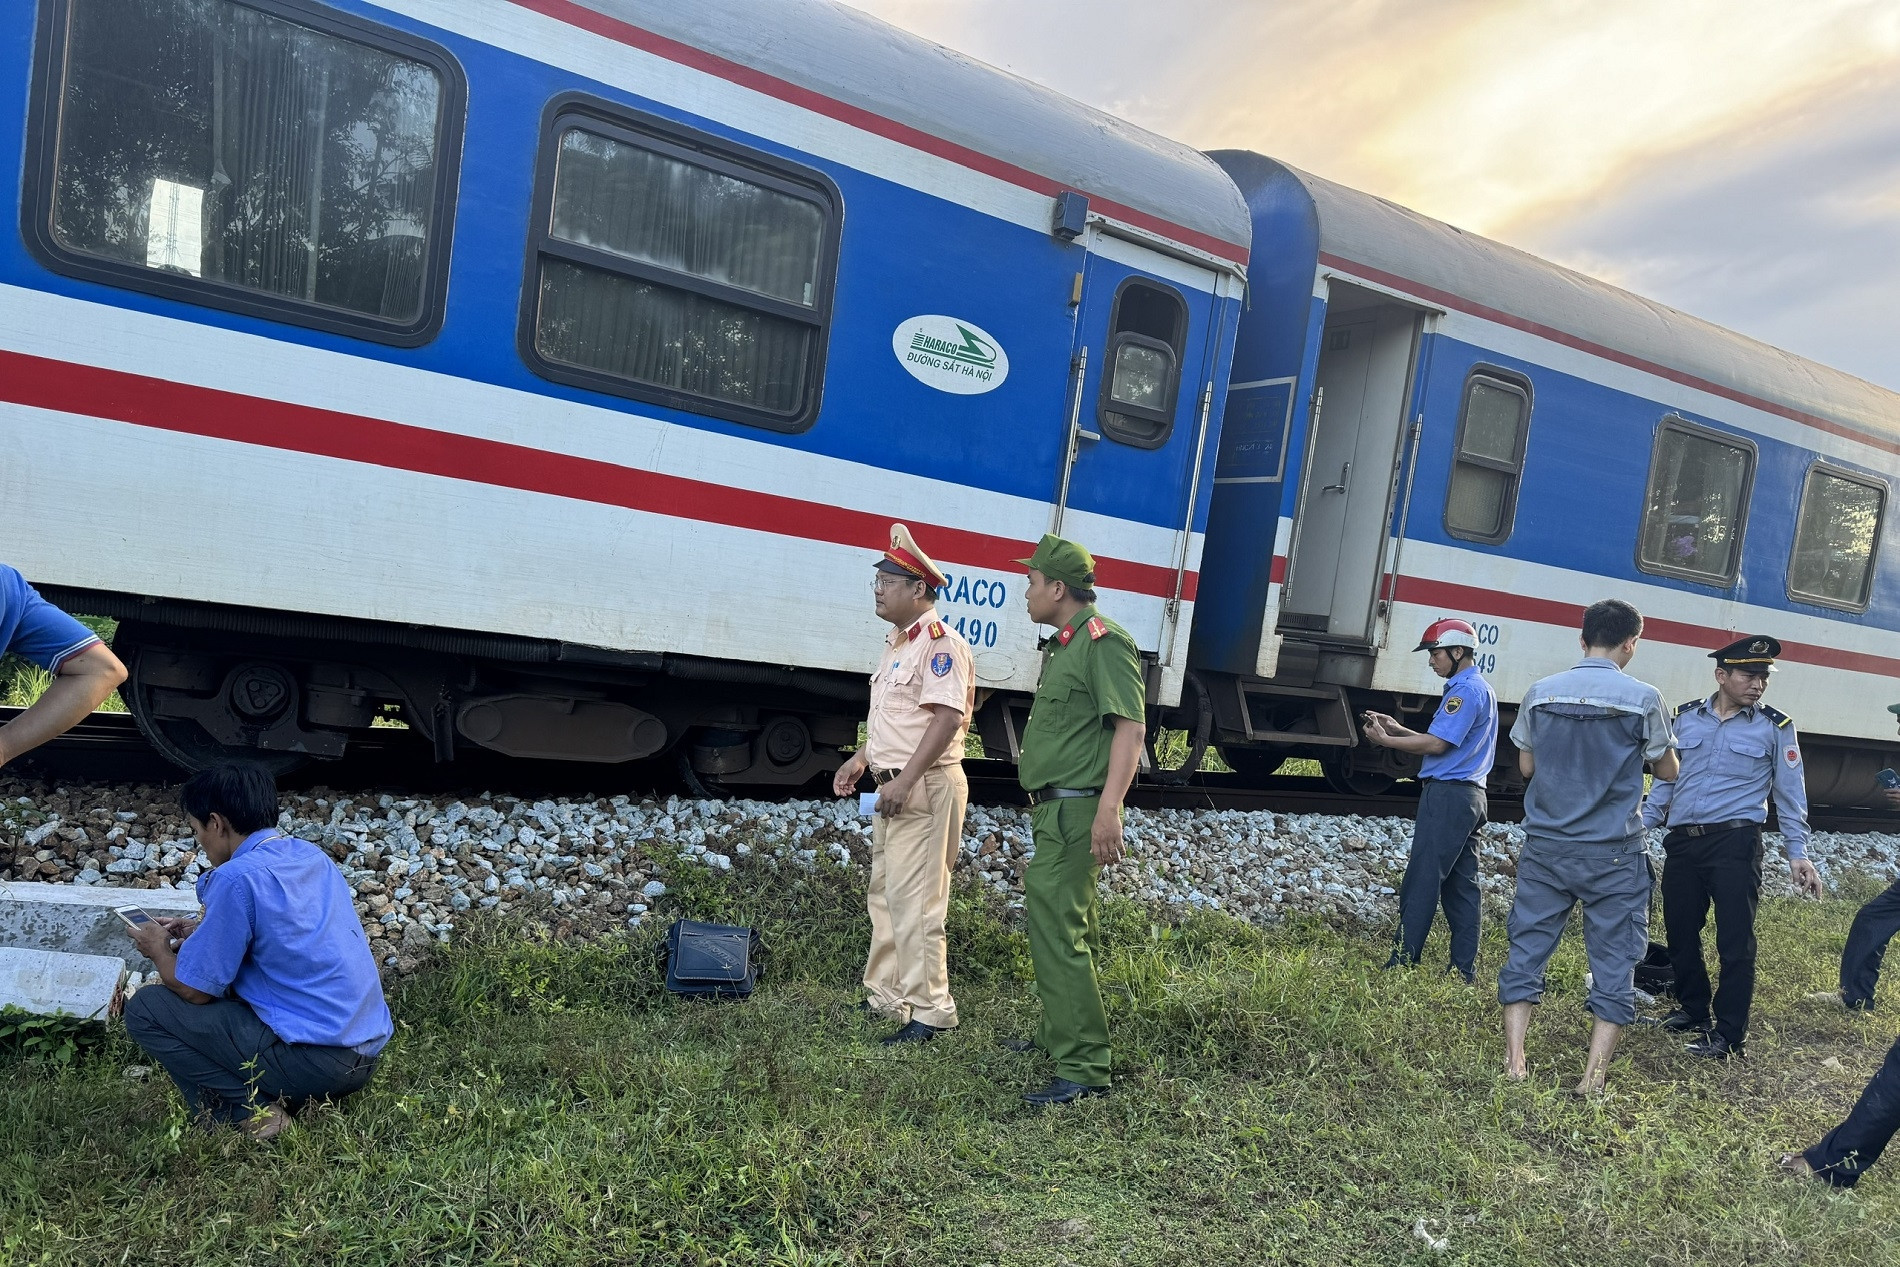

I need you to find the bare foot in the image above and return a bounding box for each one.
[1570,1076,1607,1098]
[242,1101,293,1141]
[1503,1065,1528,1082]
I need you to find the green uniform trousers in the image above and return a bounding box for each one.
[1026,795,1112,1087]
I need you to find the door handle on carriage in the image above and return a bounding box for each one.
[1322,461,1350,493]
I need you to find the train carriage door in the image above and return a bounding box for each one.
[1053,227,1226,658]
[1280,286,1422,643]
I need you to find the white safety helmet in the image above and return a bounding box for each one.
[1414,617,1478,653]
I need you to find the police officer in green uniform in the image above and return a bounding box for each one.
[1012,534,1147,1106]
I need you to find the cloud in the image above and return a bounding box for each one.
[1520,65,1900,389]
[840,0,1900,388]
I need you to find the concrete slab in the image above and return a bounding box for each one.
[0,881,201,972]
[0,946,126,1021]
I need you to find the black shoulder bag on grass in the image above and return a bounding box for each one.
[658,919,763,999]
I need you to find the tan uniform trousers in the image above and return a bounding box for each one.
[863,764,967,1028]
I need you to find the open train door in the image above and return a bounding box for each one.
[1279,283,1424,646]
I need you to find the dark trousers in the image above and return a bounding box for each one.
[123,986,380,1125]
[1805,1033,1900,1186]
[1840,877,1900,1010]
[1391,779,1487,979]
[1661,824,1763,1045]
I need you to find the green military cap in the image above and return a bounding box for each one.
[1015,534,1096,590]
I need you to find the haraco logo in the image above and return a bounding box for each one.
[892,315,1009,395]
[912,325,996,368]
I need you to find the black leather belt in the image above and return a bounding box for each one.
[1026,786,1100,807]
[1671,819,1759,837]
[872,767,902,786]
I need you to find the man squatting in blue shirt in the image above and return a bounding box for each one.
[125,762,392,1139]
[1501,599,1678,1095]
[1362,617,1499,983]
[1641,636,1822,1060]
[0,563,127,768]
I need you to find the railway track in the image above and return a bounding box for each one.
[5,708,1897,834]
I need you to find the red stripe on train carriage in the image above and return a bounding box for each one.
[0,349,1196,601]
[1392,575,1900,677]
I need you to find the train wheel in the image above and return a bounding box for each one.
[676,748,733,800]
[1321,758,1396,798]
[1219,746,1288,783]
[1146,672,1212,785]
[117,629,312,777]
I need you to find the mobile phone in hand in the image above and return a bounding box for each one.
[113,905,155,930]
[1877,768,1900,790]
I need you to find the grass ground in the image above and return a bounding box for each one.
[3,861,1898,1266]
[0,617,125,712]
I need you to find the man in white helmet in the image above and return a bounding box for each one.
[1362,617,1498,982]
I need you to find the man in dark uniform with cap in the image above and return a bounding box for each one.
[1012,534,1146,1106]
[1642,635,1824,1059]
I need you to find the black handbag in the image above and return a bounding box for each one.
[1634,941,1675,996]
[659,919,763,999]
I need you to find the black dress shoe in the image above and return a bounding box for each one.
[1638,1009,1708,1033]
[1024,1077,1109,1106]
[880,1020,943,1046]
[1685,1032,1744,1060]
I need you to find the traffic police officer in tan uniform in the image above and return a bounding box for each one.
[1642,635,1823,1059]
[1011,534,1146,1105]
[834,525,975,1045]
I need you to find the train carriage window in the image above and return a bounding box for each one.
[1788,465,1885,611]
[1098,280,1187,448]
[1444,370,1532,543]
[28,0,464,345]
[521,100,840,431]
[1637,418,1755,585]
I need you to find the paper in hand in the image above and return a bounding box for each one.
[859,792,879,819]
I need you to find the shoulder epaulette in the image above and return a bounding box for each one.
[1674,698,1703,717]
[1759,703,1792,729]
[927,620,945,639]
[1086,616,1107,641]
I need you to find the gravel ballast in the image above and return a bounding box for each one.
[4,778,1898,975]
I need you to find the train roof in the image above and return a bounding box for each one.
[1216,152,1898,445]
[565,0,1252,266]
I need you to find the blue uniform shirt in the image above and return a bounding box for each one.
[176,830,393,1053]
[1510,658,1674,847]
[1641,695,1811,859]
[0,564,101,670]
[1420,664,1498,784]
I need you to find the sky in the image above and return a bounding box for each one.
[841,0,1900,392]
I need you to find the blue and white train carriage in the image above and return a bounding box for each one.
[0,0,1248,782]
[1187,153,1900,801]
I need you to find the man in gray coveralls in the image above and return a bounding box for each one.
[1500,599,1678,1095]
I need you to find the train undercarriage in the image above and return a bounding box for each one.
[36,588,1900,808]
